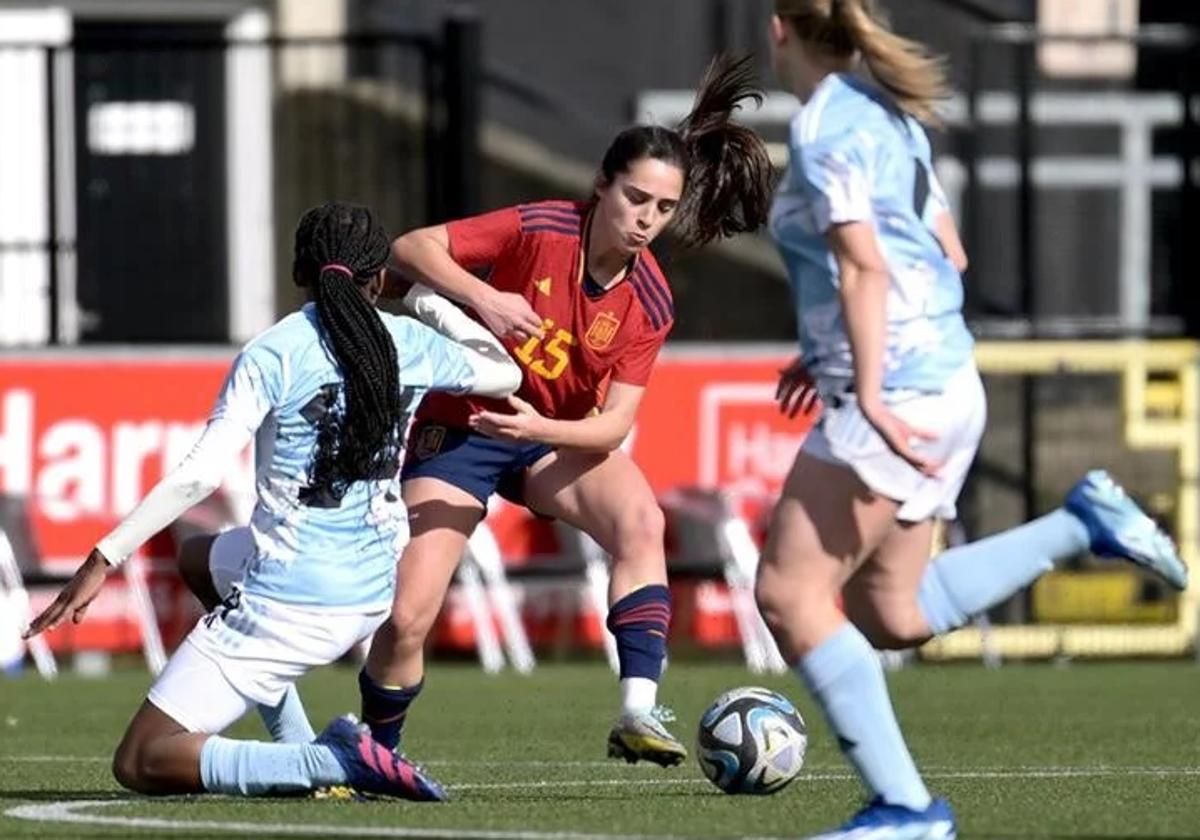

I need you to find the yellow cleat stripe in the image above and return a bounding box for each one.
[618,733,688,756]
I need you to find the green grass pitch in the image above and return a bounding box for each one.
[2,660,1198,838]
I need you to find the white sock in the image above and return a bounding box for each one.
[796,623,931,811]
[257,685,315,744]
[199,736,346,796]
[620,677,658,714]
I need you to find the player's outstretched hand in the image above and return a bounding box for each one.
[776,356,821,419]
[469,395,544,442]
[477,289,545,342]
[23,548,111,639]
[859,399,942,477]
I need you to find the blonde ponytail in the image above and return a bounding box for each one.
[775,0,949,124]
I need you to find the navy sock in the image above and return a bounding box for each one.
[358,669,423,751]
[606,584,671,681]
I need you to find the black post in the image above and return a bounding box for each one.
[421,41,444,225]
[1181,37,1198,336]
[1015,38,1035,326]
[442,8,481,221]
[1016,38,1037,522]
[44,46,59,345]
[709,0,730,57]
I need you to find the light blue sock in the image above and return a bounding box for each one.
[257,686,315,744]
[199,736,346,796]
[796,622,931,811]
[918,509,1089,635]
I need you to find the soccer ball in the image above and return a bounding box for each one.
[696,686,807,795]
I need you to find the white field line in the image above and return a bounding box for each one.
[452,765,1200,790]
[5,766,1200,838]
[4,800,716,840]
[6,755,1200,780]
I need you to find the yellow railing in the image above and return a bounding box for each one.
[921,340,1200,659]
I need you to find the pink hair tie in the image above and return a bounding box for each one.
[320,263,355,278]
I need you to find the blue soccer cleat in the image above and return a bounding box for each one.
[1065,470,1188,591]
[805,796,957,840]
[315,715,447,802]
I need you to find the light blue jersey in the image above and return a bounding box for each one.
[209,304,476,609]
[768,73,974,395]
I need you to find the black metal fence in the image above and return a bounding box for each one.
[957,24,1200,339]
[0,13,482,346]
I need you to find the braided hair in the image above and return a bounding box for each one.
[292,201,399,504]
[599,54,774,248]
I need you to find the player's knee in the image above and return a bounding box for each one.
[753,575,782,628]
[851,603,931,650]
[612,497,665,557]
[137,744,177,789]
[754,562,805,625]
[112,744,154,794]
[754,581,818,637]
[386,601,438,650]
[755,564,838,639]
[111,748,138,792]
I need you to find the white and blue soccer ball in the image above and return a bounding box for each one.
[696,686,807,795]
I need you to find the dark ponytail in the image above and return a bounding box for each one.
[674,54,775,247]
[598,54,774,248]
[291,201,398,504]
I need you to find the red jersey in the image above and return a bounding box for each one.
[418,200,674,428]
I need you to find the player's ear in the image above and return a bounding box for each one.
[593,171,609,199]
[769,14,789,46]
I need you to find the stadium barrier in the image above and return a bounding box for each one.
[1,341,1195,664]
[922,339,1200,659]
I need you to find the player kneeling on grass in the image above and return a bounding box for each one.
[23,201,521,800]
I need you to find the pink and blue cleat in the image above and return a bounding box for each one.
[315,714,447,802]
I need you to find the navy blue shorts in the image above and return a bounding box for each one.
[403,422,555,506]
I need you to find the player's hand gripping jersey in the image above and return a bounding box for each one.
[417,201,675,429]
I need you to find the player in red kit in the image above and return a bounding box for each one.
[358,56,775,766]
[412,198,671,448]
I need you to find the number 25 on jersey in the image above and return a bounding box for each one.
[514,318,575,380]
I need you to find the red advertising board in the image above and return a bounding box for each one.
[1,346,809,655]
[632,351,815,497]
[0,353,249,570]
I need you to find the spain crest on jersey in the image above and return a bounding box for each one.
[585,311,621,350]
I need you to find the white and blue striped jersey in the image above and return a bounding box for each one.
[768,73,974,396]
[210,303,476,609]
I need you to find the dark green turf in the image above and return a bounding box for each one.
[2,661,1198,838]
